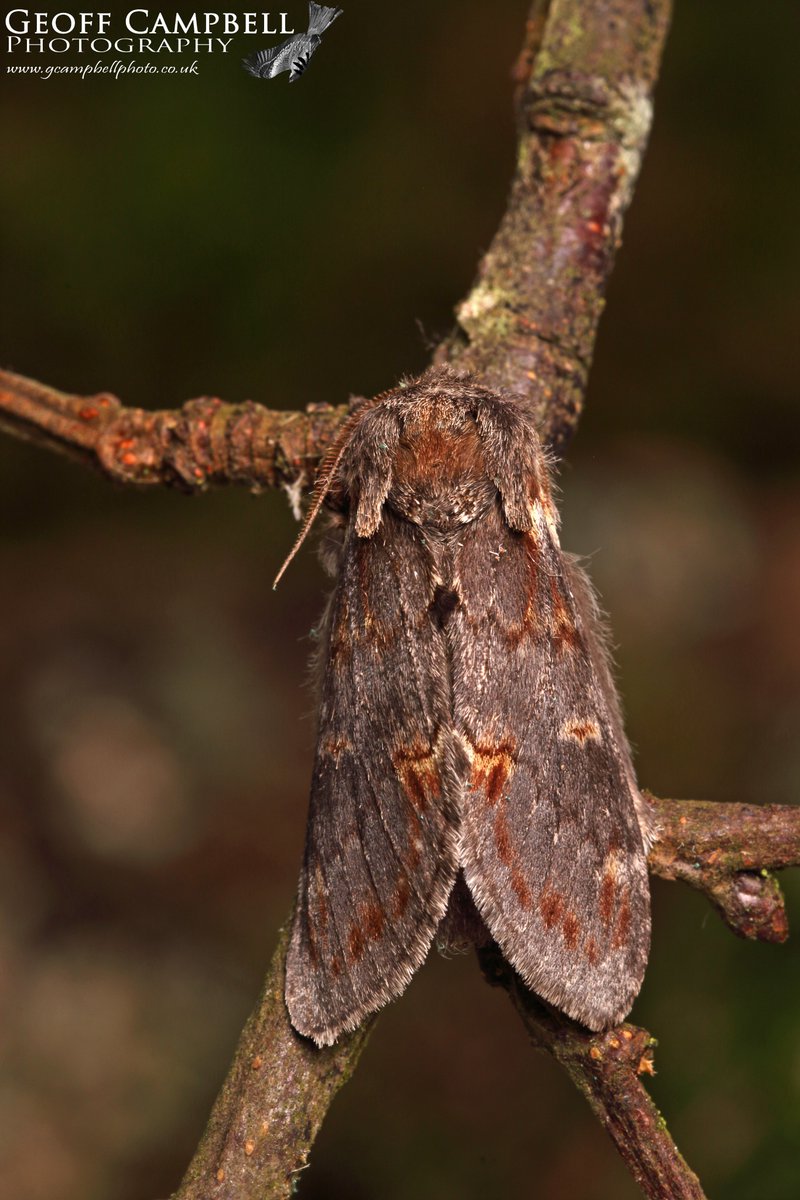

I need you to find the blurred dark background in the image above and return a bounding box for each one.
[1,2,799,1197]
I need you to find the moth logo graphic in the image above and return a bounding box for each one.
[242,2,342,83]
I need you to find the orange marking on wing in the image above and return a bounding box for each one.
[561,717,601,745]
[584,936,600,966]
[393,742,441,812]
[562,910,580,951]
[539,885,565,929]
[361,901,386,942]
[502,532,541,647]
[469,738,517,807]
[392,876,411,919]
[511,867,532,909]
[612,888,632,950]
[331,955,342,978]
[549,576,581,652]
[320,735,353,759]
[494,807,512,865]
[348,924,365,963]
[599,872,617,928]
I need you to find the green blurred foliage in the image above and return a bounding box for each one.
[1,2,799,1198]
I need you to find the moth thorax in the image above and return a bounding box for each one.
[388,475,497,530]
[387,417,497,531]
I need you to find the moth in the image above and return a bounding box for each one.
[279,366,654,1047]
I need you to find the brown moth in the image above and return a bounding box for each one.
[279,366,654,1047]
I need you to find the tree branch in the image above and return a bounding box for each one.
[436,0,672,454]
[172,796,799,1199]
[0,368,347,493]
[173,926,372,1200]
[647,795,799,942]
[479,946,707,1200]
[9,4,792,1200]
[1,1,671,489]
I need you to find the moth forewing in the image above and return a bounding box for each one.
[283,367,651,1044]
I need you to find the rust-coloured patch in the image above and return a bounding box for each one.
[361,901,386,941]
[348,924,365,963]
[494,807,512,865]
[612,889,632,950]
[331,955,342,978]
[584,936,599,966]
[320,735,353,760]
[393,417,487,490]
[599,872,616,928]
[392,741,441,812]
[503,532,540,647]
[539,885,564,928]
[561,717,601,745]
[562,909,580,951]
[469,737,517,807]
[316,887,329,933]
[511,866,532,909]
[549,577,580,652]
[392,876,411,919]
[79,405,99,422]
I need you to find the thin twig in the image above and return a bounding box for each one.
[1,1,671,483]
[172,796,800,1200]
[647,795,799,942]
[174,926,372,1200]
[479,944,707,1200]
[436,0,672,453]
[0,368,347,492]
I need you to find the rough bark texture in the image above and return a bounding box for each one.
[436,0,672,454]
[647,795,799,943]
[480,945,707,1200]
[175,927,372,1200]
[3,2,797,1200]
[0,368,348,493]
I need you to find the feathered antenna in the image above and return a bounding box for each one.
[273,399,375,588]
